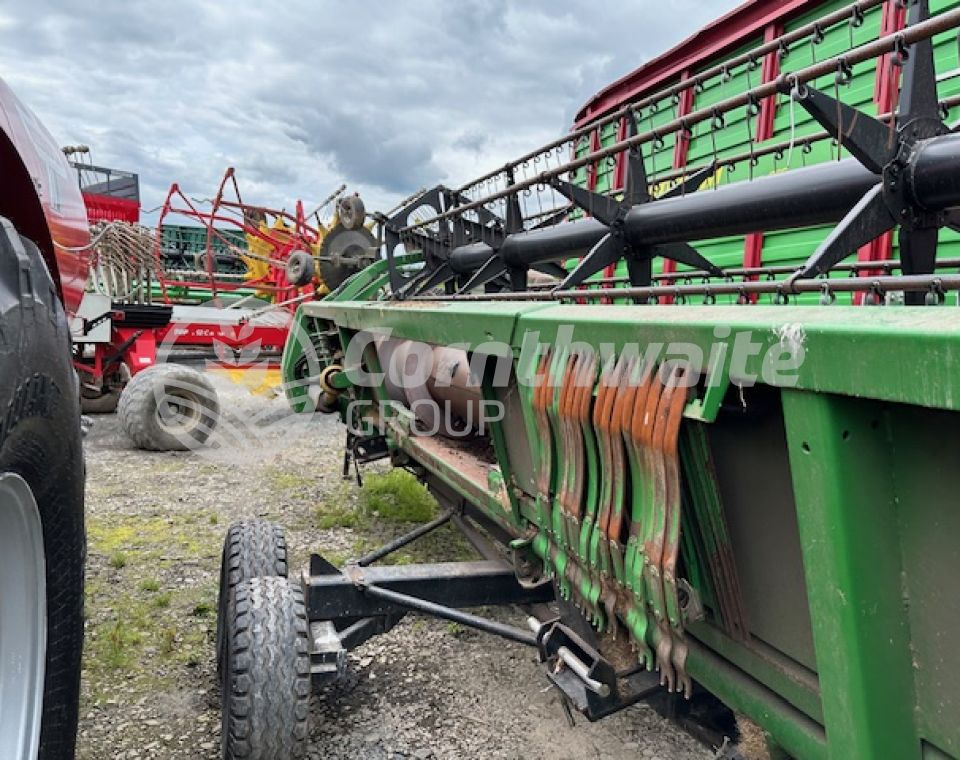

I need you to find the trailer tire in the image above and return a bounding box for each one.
[117,363,219,450]
[80,389,120,414]
[216,520,288,674]
[221,577,310,760]
[0,218,85,760]
[337,194,365,230]
[286,251,315,287]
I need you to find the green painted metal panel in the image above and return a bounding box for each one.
[781,391,920,759]
[300,298,546,349]
[884,405,960,758]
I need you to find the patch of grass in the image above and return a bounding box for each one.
[266,466,314,492]
[316,503,367,530]
[103,619,142,669]
[153,592,172,609]
[359,469,438,523]
[208,513,219,525]
[445,621,463,636]
[139,578,160,592]
[159,627,177,655]
[192,601,214,617]
[320,550,349,568]
[109,551,128,569]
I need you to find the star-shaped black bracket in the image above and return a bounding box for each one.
[783,0,955,303]
[548,134,722,294]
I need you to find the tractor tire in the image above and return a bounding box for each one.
[117,363,220,451]
[0,217,85,760]
[216,520,288,674]
[221,576,310,760]
[80,389,120,414]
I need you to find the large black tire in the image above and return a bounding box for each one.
[216,520,288,674]
[117,363,220,450]
[0,217,85,759]
[80,389,120,414]
[221,577,310,760]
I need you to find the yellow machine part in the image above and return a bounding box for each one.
[242,217,331,300]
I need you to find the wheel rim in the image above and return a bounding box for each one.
[157,388,204,436]
[0,472,46,760]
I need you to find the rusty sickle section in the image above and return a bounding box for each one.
[624,362,656,669]
[530,348,701,691]
[661,365,692,697]
[693,426,748,642]
[556,350,577,547]
[574,351,602,627]
[533,349,553,501]
[645,367,675,691]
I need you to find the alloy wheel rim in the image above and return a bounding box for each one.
[0,472,47,760]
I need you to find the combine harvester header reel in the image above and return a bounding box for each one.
[379,0,960,308]
[218,3,960,759]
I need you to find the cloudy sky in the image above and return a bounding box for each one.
[0,1,741,223]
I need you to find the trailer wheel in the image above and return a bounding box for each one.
[286,251,315,287]
[80,389,120,414]
[0,219,85,759]
[216,520,288,673]
[337,194,365,230]
[221,577,310,760]
[117,363,219,450]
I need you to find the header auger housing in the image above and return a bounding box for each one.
[219,3,960,759]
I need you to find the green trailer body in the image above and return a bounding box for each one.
[273,2,960,757]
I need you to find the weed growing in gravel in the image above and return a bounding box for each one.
[317,504,367,530]
[192,601,214,617]
[109,551,128,569]
[266,465,315,492]
[153,592,172,609]
[104,619,141,669]
[159,627,177,655]
[315,483,366,530]
[139,578,160,592]
[359,469,438,523]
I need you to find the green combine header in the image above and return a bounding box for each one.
[216,2,960,758]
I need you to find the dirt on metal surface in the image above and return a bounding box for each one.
[78,370,715,759]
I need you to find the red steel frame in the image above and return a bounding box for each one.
[854,0,906,302]
[155,167,319,307]
[74,324,159,384]
[73,168,317,392]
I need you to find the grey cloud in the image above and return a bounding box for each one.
[0,1,740,221]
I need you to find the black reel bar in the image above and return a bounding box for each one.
[383,0,960,304]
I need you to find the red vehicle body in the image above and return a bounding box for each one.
[0,74,87,760]
[0,77,90,312]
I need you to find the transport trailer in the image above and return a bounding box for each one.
[217,1,960,758]
[0,76,87,759]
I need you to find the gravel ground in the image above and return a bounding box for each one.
[77,370,718,760]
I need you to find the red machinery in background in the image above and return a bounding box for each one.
[71,160,376,448]
[65,146,140,224]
